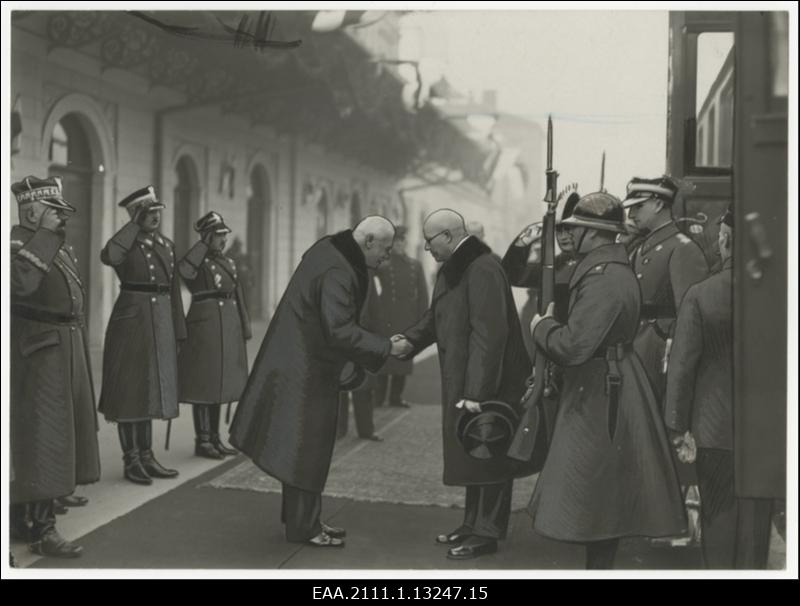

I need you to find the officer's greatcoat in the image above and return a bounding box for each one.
[98,223,187,422]
[178,241,251,404]
[230,231,390,493]
[529,243,686,541]
[10,225,101,503]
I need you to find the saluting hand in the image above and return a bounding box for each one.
[515,222,542,247]
[39,207,63,233]
[530,302,555,336]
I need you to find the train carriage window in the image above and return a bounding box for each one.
[769,13,788,103]
[694,32,734,170]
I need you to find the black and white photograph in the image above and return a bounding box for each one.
[2,2,796,580]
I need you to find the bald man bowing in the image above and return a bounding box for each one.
[399,209,532,560]
[230,217,410,548]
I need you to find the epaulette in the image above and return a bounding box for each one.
[591,263,607,274]
[677,234,692,244]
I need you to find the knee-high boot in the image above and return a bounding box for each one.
[193,406,223,459]
[118,422,152,485]
[28,500,82,558]
[137,420,179,478]
[210,404,237,456]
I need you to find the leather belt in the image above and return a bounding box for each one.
[640,303,675,320]
[11,305,83,326]
[193,291,234,302]
[121,282,171,294]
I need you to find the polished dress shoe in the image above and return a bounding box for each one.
[54,501,69,515]
[29,529,83,559]
[306,531,345,548]
[321,522,346,539]
[359,434,383,442]
[140,450,179,478]
[446,537,498,560]
[58,495,89,507]
[195,441,224,460]
[388,400,411,408]
[212,439,238,456]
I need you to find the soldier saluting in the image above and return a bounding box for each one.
[99,186,186,485]
[10,176,101,558]
[178,212,251,459]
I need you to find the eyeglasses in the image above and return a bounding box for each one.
[423,229,449,247]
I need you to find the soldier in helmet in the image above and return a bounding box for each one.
[528,192,686,569]
[99,186,186,485]
[10,176,101,557]
[178,212,251,459]
[502,191,581,357]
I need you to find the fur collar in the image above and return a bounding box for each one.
[441,236,492,288]
[330,229,368,298]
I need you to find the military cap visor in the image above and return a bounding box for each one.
[623,178,678,208]
[559,214,628,234]
[194,211,232,235]
[11,176,76,212]
[119,186,165,212]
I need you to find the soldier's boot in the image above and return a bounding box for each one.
[118,422,152,485]
[28,501,82,558]
[193,406,224,459]
[209,404,237,456]
[137,420,179,479]
[10,503,31,542]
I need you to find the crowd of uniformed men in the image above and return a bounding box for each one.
[9,172,773,569]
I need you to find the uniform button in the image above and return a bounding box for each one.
[643,258,650,265]
[151,297,157,303]
[232,300,237,306]
[146,253,152,258]
[149,264,155,269]
[71,326,76,332]
[636,273,643,279]
[655,244,663,251]
[211,265,216,270]
[151,276,156,281]
[218,301,224,307]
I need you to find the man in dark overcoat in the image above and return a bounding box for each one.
[98,186,186,485]
[178,212,251,459]
[528,192,686,569]
[665,208,774,568]
[399,209,533,561]
[230,216,408,547]
[10,175,101,558]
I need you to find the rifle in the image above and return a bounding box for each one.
[507,115,560,464]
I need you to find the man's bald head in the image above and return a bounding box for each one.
[466,220,486,242]
[422,209,468,262]
[353,215,396,268]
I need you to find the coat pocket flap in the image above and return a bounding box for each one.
[111,304,140,321]
[21,329,61,358]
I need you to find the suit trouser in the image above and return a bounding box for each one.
[376,375,407,406]
[457,481,513,540]
[281,482,323,542]
[347,391,376,437]
[696,448,773,569]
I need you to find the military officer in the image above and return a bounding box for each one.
[178,212,251,459]
[10,176,101,557]
[528,193,686,569]
[99,186,186,485]
[623,176,709,400]
[623,175,709,545]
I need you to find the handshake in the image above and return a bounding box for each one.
[390,334,413,359]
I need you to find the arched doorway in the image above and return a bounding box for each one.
[48,114,96,329]
[350,191,362,227]
[246,165,272,320]
[173,156,200,256]
[316,189,330,239]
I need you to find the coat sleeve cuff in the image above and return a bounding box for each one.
[183,241,209,268]
[111,222,141,250]
[532,317,560,350]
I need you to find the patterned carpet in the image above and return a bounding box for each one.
[206,403,537,511]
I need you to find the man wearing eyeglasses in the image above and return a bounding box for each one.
[397,209,532,561]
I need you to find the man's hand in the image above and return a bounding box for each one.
[515,222,542,247]
[39,207,63,233]
[390,334,413,358]
[672,431,697,464]
[131,204,146,227]
[455,399,482,413]
[201,230,214,246]
[530,302,555,336]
